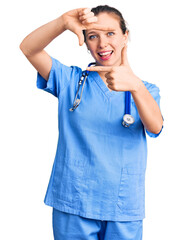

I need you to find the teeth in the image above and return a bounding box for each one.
[99,51,112,56]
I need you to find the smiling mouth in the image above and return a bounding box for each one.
[97,51,113,60]
[98,51,113,57]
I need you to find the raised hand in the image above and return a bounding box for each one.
[62,8,114,46]
[87,45,139,92]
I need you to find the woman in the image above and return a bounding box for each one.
[20,5,163,240]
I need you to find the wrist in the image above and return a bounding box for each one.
[57,15,67,32]
[130,75,143,93]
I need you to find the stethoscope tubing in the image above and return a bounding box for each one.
[125,91,131,115]
[69,62,134,127]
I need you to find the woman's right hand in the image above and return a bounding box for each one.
[61,8,111,46]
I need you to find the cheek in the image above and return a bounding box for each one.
[111,38,124,51]
[87,42,96,54]
[89,48,97,58]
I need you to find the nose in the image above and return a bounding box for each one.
[98,35,108,49]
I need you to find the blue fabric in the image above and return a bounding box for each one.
[52,208,143,240]
[36,56,162,221]
[142,81,163,138]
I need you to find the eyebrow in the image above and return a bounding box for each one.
[86,31,98,36]
[86,30,116,36]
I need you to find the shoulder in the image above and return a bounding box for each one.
[50,56,82,75]
[142,80,160,94]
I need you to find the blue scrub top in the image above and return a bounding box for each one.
[36,57,162,221]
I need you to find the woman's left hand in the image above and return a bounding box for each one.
[87,45,140,92]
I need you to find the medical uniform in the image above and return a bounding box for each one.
[37,57,162,239]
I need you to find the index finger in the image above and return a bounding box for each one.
[87,66,113,72]
[78,8,92,16]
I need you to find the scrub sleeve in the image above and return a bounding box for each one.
[143,82,163,138]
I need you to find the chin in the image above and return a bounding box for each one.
[95,59,115,66]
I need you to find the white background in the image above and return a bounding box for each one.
[1,0,184,239]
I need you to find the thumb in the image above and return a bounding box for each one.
[77,31,84,46]
[120,44,129,66]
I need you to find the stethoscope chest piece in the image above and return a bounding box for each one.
[122,114,135,127]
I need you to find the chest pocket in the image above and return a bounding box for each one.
[116,167,145,212]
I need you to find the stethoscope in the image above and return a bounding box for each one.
[69,62,135,127]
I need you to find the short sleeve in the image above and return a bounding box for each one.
[36,56,81,98]
[143,81,164,138]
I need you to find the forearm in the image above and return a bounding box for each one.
[131,77,163,134]
[20,15,66,56]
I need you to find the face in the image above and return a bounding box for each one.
[85,12,128,67]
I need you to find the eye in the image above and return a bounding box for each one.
[107,32,115,36]
[88,35,97,40]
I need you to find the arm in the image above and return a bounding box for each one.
[20,8,112,81]
[19,16,66,80]
[131,77,163,134]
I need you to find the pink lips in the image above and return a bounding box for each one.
[97,50,113,61]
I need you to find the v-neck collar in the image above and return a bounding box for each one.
[89,71,124,98]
